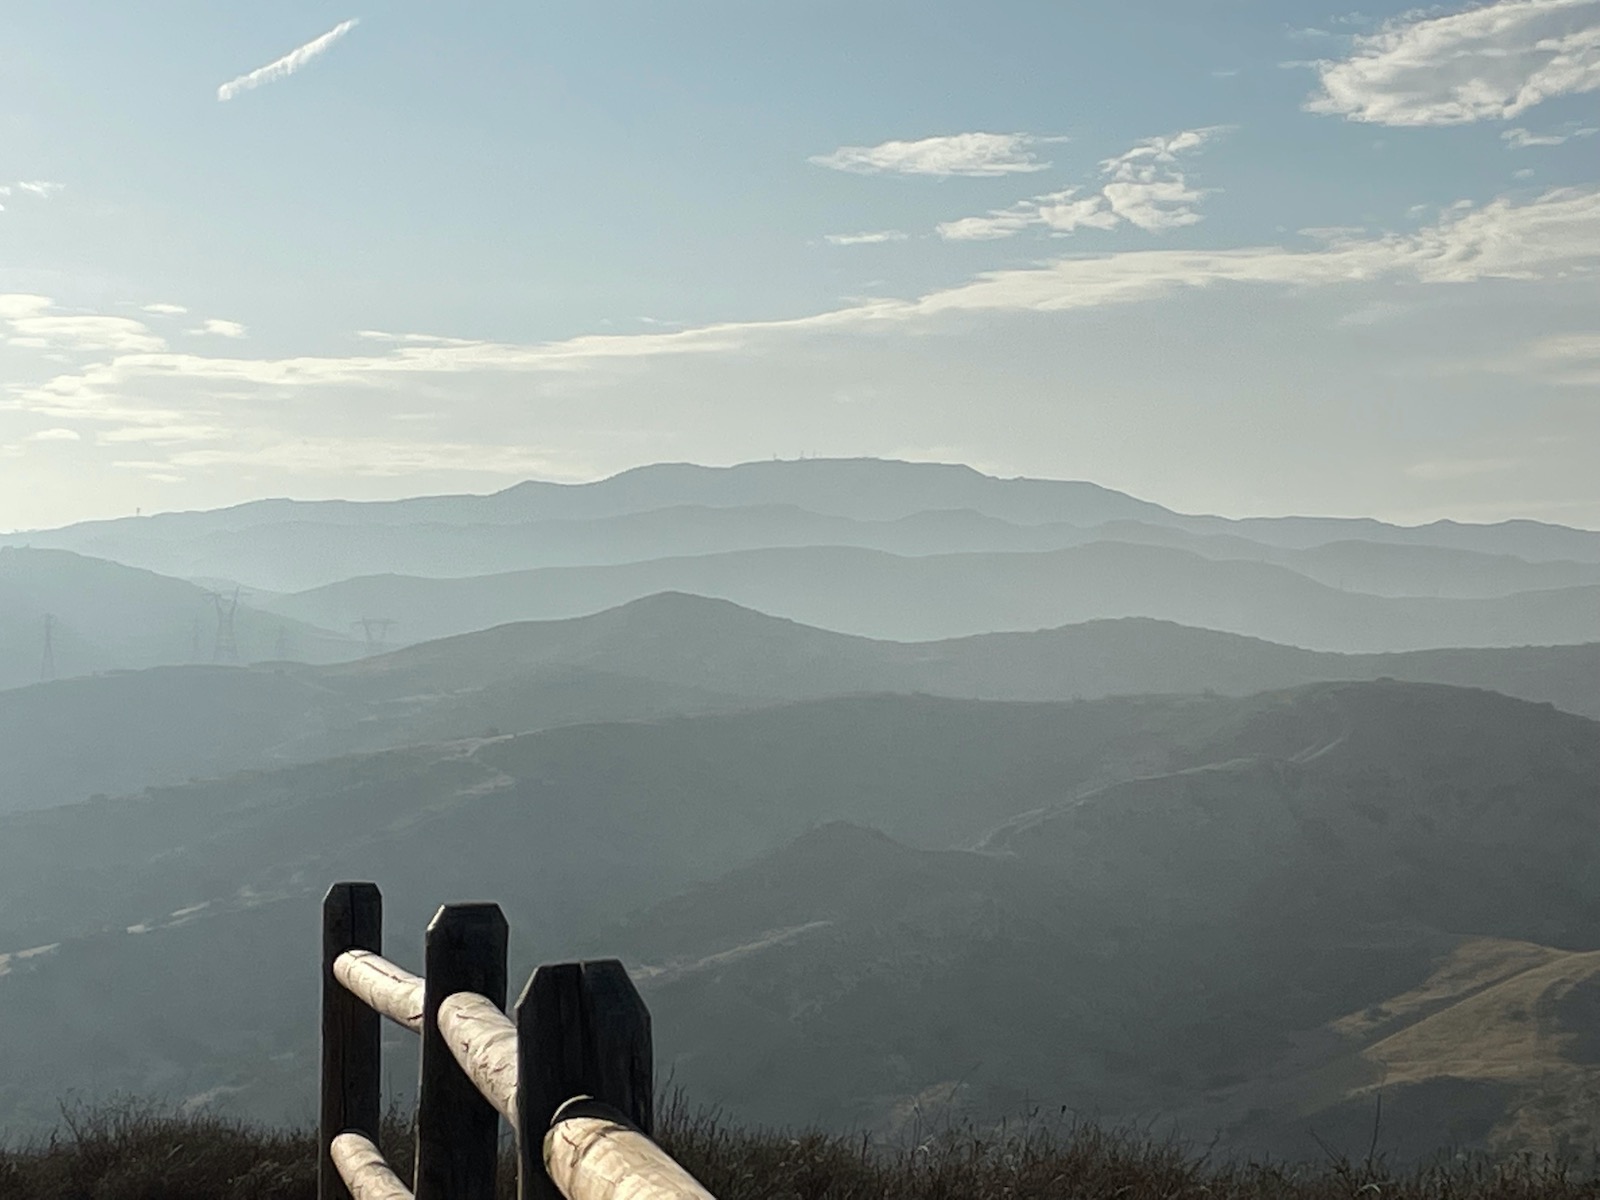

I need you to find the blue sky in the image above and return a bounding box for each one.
[2,0,1598,529]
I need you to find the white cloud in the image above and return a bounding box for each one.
[1,299,165,354]
[142,302,189,316]
[1406,456,1526,480]
[809,132,1055,177]
[25,428,81,443]
[1520,330,1600,383]
[192,318,248,339]
[824,230,910,246]
[1503,126,1570,146]
[936,127,1226,241]
[217,18,359,102]
[7,186,1599,472]
[15,181,63,198]
[1307,0,1600,126]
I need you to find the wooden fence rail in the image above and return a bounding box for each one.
[320,882,714,1200]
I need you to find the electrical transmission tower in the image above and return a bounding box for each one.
[211,588,241,662]
[40,614,56,682]
[355,617,396,656]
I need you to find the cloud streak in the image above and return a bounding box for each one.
[824,230,909,246]
[937,127,1228,241]
[810,133,1055,177]
[218,18,359,102]
[1307,0,1600,126]
[4,185,1598,481]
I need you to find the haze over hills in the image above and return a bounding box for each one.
[266,543,1600,652]
[12,505,1600,599]
[0,547,356,691]
[3,458,1599,1162]
[601,683,1600,1156]
[8,460,1600,597]
[0,683,1596,1159]
[5,591,1600,815]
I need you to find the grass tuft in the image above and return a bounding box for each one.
[0,1095,1596,1199]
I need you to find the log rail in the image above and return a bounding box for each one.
[320,882,712,1200]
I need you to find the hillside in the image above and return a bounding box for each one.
[266,543,1600,652]
[6,592,1600,814]
[0,682,1597,1158]
[598,683,1600,1157]
[13,460,1600,568]
[0,547,356,690]
[16,503,1600,599]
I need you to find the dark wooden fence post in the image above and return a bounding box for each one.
[515,960,653,1200]
[414,903,509,1200]
[320,882,383,1200]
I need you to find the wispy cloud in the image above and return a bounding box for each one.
[1503,126,1569,147]
[6,185,1598,481]
[1306,0,1600,126]
[142,303,189,316]
[824,230,909,246]
[191,318,248,339]
[26,428,81,443]
[936,127,1228,241]
[218,18,359,102]
[809,132,1056,177]
[0,180,64,212]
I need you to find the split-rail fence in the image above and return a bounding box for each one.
[321,882,716,1200]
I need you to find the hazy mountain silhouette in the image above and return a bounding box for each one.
[599,683,1600,1155]
[266,543,1600,652]
[0,683,1594,1155]
[4,591,1598,814]
[12,505,1600,599]
[9,461,1599,592]
[0,547,355,690]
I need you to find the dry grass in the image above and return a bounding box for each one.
[1,1096,1597,1200]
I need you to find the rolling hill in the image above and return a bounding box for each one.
[5,591,1600,815]
[9,460,1600,596]
[0,547,356,690]
[265,543,1600,652]
[0,682,1595,1156]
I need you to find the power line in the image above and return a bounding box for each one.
[211,588,241,663]
[355,617,396,657]
[40,613,56,683]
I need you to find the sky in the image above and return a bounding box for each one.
[1,0,1598,531]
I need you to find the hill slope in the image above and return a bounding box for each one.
[0,547,355,690]
[7,592,1600,814]
[0,683,1596,1157]
[266,543,1600,652]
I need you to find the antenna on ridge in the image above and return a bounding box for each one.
[40,613,56,683]
[355,617,396,657]
[211,588,241,663]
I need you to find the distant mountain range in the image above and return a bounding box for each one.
[1,682,1595,1158]
[3,458,1598,1159]
[265,542,1600,652]
[15,505,1600,599]
[7,459,1600,594]
[4,591,1598,815]
[0,547,356,691]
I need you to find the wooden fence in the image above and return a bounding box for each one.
[320,882,716,1200]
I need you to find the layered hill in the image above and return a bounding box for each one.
[0,547,356,690]
[0,682,1596,1159]
[5,592,1599,814]
[265,543,1600,652]
[598,683,1600,1157]
[9,460,1600,596]
[14,504,1600,599]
